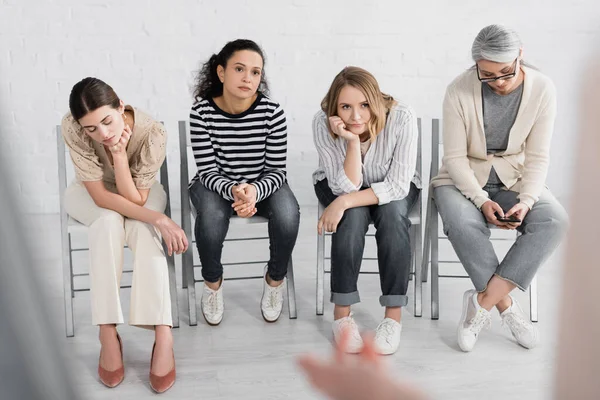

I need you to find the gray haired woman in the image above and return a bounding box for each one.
[430,24,569,352]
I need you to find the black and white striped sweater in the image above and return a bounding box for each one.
[189,94,288,202]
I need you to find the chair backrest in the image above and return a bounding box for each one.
[179,120,203,221]
[178,120,195,202]
[55,124,173,220]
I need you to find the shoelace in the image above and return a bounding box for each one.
[339,317,362,343]
[375,320,397,343]
[205,291,222,315]
[265,285,283,309]
[468,309,491,334]
[502,312,529,336]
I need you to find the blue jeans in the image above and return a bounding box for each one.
[433,184,569,291]
[314,179,420,307]
[189,181,300,283]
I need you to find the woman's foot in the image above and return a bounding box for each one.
[261,267,285,322]
[332,312,363,354]
[500,295,539,349]
[202,279,224,326]
[150,326,176,393]
[374,318,402,355]
[98,326,124,388]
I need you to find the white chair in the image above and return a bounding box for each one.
[421,119,538,321]
[56,126,179,337]
[316,118,424,317]
[178,121,297,326]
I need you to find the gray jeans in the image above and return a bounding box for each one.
[433,184,568,291]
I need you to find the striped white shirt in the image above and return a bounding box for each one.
[189,94,288,201]
[312,101,422,205]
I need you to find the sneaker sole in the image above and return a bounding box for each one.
[261,312,281,323]
[376,346,398,356]
[201,304,223,326]
[457,290,475,352]
[333,337,362,354]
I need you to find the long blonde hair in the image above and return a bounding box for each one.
[320,66,396,141]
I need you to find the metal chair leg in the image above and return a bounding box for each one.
[62,233,74,337]
[431,202,440,320]
[409,226,415,282]
[422,196,434,283]
[316,204,326,316]
[287,257,297,319]
[165,247,179,328]
[529,274,539,322]
[183,247,197,326]
[414,221,423,317]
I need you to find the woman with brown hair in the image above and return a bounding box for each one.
[312,66,421,355]
[61,77,186,393]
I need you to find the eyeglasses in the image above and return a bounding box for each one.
[477,58,519,83]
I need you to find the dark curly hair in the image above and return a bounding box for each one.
[193,39,269,101]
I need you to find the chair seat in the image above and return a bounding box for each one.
[67,217,89,234]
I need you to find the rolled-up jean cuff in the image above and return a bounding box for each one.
[330,291,360,306]
[379,295,408,307]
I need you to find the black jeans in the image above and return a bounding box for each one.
[314,179,419,307]
[190,181,300,283]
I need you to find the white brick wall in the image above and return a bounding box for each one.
[1,0,598,213]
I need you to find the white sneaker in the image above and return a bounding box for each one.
[332,312,363,354]
[260,267,285,322]
[374,318,402,355]
[201,280,224,326]
[501,295,539,349]
[457,289,491,352]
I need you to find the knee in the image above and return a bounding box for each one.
[374,205,411,233]
[90,210,124,231]
[337,207,369,233]
[544,204,570,237]
[196,205,230,229]
[271,200,300,232]
[443,211,487,238]
[125,219,153,236]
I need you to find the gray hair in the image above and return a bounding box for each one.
[471,24,522,63]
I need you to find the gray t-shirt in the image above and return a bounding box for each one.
[482,82,524,185]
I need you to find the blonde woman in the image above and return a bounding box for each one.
[313,67,421,355]
[430,25,569,352]
[62,77,186,393]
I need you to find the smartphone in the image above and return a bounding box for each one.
[494,212,521,223]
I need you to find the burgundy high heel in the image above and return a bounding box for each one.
[98,333,124,388]
[149,343,176,393]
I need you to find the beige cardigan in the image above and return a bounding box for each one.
[430,66,557,209]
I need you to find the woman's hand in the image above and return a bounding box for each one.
[232,183,258,218]
[504,202,530,229]
[297,329,428,400]
[329,116,358,142]
[153,215,189,256]
[232,198,257,218]
[109,124,132,155]
[481,200,512,229]
[317,198,347,235]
